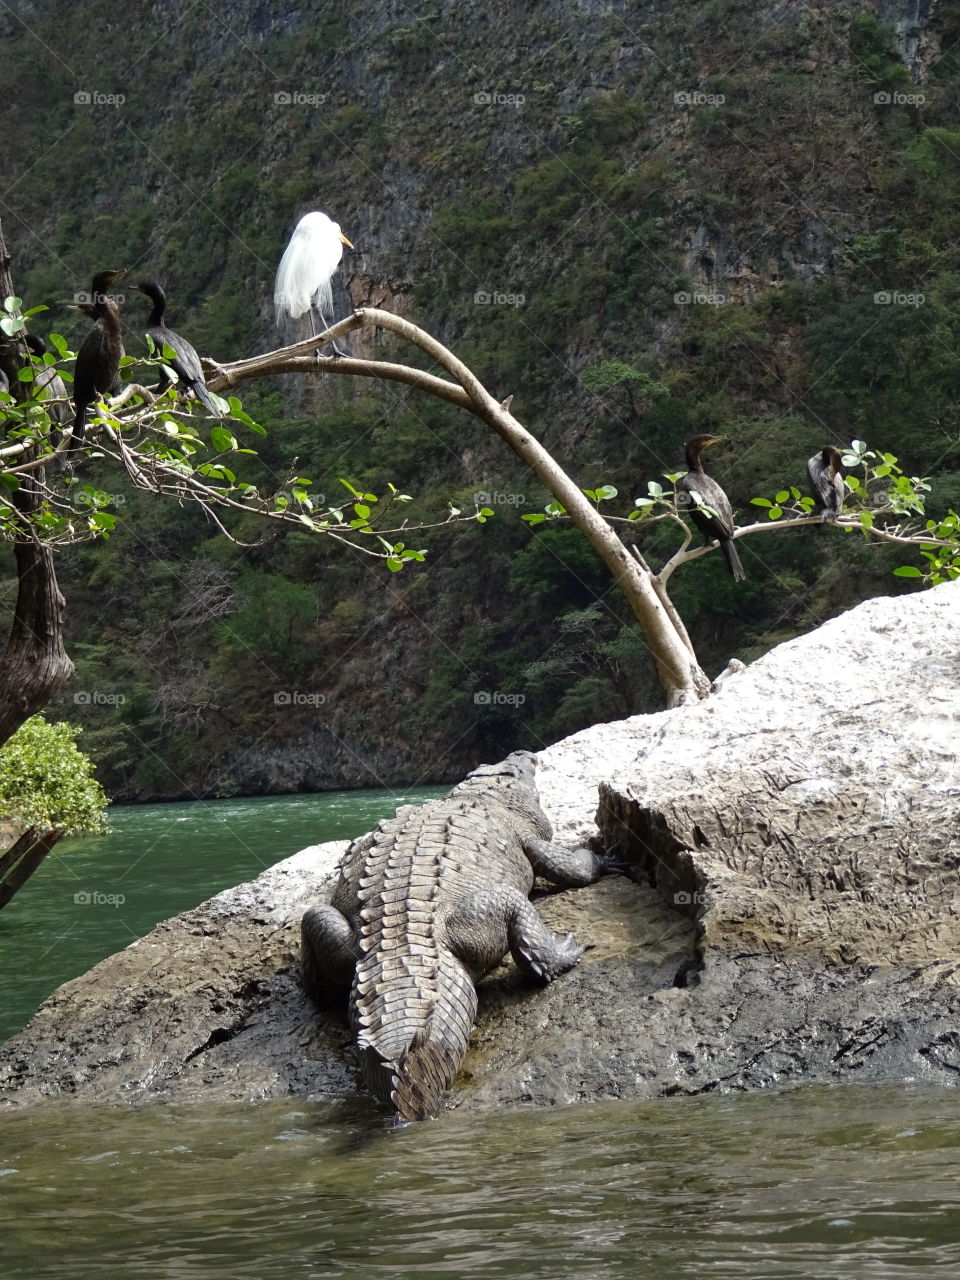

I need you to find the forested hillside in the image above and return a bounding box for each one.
[3,0,958,798]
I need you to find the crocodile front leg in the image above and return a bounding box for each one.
[522,837,611,887]
[301,903,360,1007]
[445,885,584,984]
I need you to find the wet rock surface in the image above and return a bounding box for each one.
[2,582,959,1112]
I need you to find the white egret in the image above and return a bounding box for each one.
[274,210,354,355]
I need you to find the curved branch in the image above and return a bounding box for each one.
[657,511,956,583]
[206,313,474,411]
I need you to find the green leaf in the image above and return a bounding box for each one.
[353,502,371,519]
[1,316,25,336]
[386,557,403,572]
[16,366,35,382]
[49,333,68,358]
[750,497,772,507]
[774,491,789,504]
[522,513,548,525]
[582,488,597,502]
[632,497,654,508]
[479,507,494,517]
[339,478,362,498]
[209,426,238,453]
[768,506,782,520]
[3,296,23,312]
[893,565,923,577]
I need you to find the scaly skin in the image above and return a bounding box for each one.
[300,751,608,1121]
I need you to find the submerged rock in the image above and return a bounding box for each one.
[1,581,959,1111]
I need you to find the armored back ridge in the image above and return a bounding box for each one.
[301,751,614,1120]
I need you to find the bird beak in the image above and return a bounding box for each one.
[339,233,355,249]
[705,435,727,448]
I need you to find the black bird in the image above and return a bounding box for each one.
[0,367,9,396]
[71,268,126,448]
[677,433,745,581]
[24,334,71,428]
[807,447,845,524]
[136,280,221,416]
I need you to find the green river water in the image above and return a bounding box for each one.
[2,794,960,1278]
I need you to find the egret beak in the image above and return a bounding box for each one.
[339,233,355,249]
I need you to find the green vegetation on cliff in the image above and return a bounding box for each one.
[3,1,959,796]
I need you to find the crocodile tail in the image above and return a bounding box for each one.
[358,954,478,1122]
[380,1032,460,1122]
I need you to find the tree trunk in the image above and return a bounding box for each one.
[0,826,63,909]
[0,218,74,748]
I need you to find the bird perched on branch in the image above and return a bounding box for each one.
[136,280,221,416]
[807,447,845,524]
[677,433,745,581]
[274,210,354,355]
[71,269,126,449]
[24,334,70,428]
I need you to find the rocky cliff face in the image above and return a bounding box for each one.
[4,0,956,799]
[1,579,957,1112]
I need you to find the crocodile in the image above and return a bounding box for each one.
[300,750,612,1121]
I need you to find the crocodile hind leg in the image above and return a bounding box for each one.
[446,885,584,984]
[301,904,359,1007]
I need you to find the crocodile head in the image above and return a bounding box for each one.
[464,750,538,789]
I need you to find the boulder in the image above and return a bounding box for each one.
[2,580,959,1110]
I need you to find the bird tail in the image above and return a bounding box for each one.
[69,405,88,451]
[192,381,223,417]
[722,538,746,581]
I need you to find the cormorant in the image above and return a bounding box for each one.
[677,433,745,581]
[136,280,221,416]
[0,368,9,396]
[71,269,126,448]
[25,334,71,428]
[807,447,844,523]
